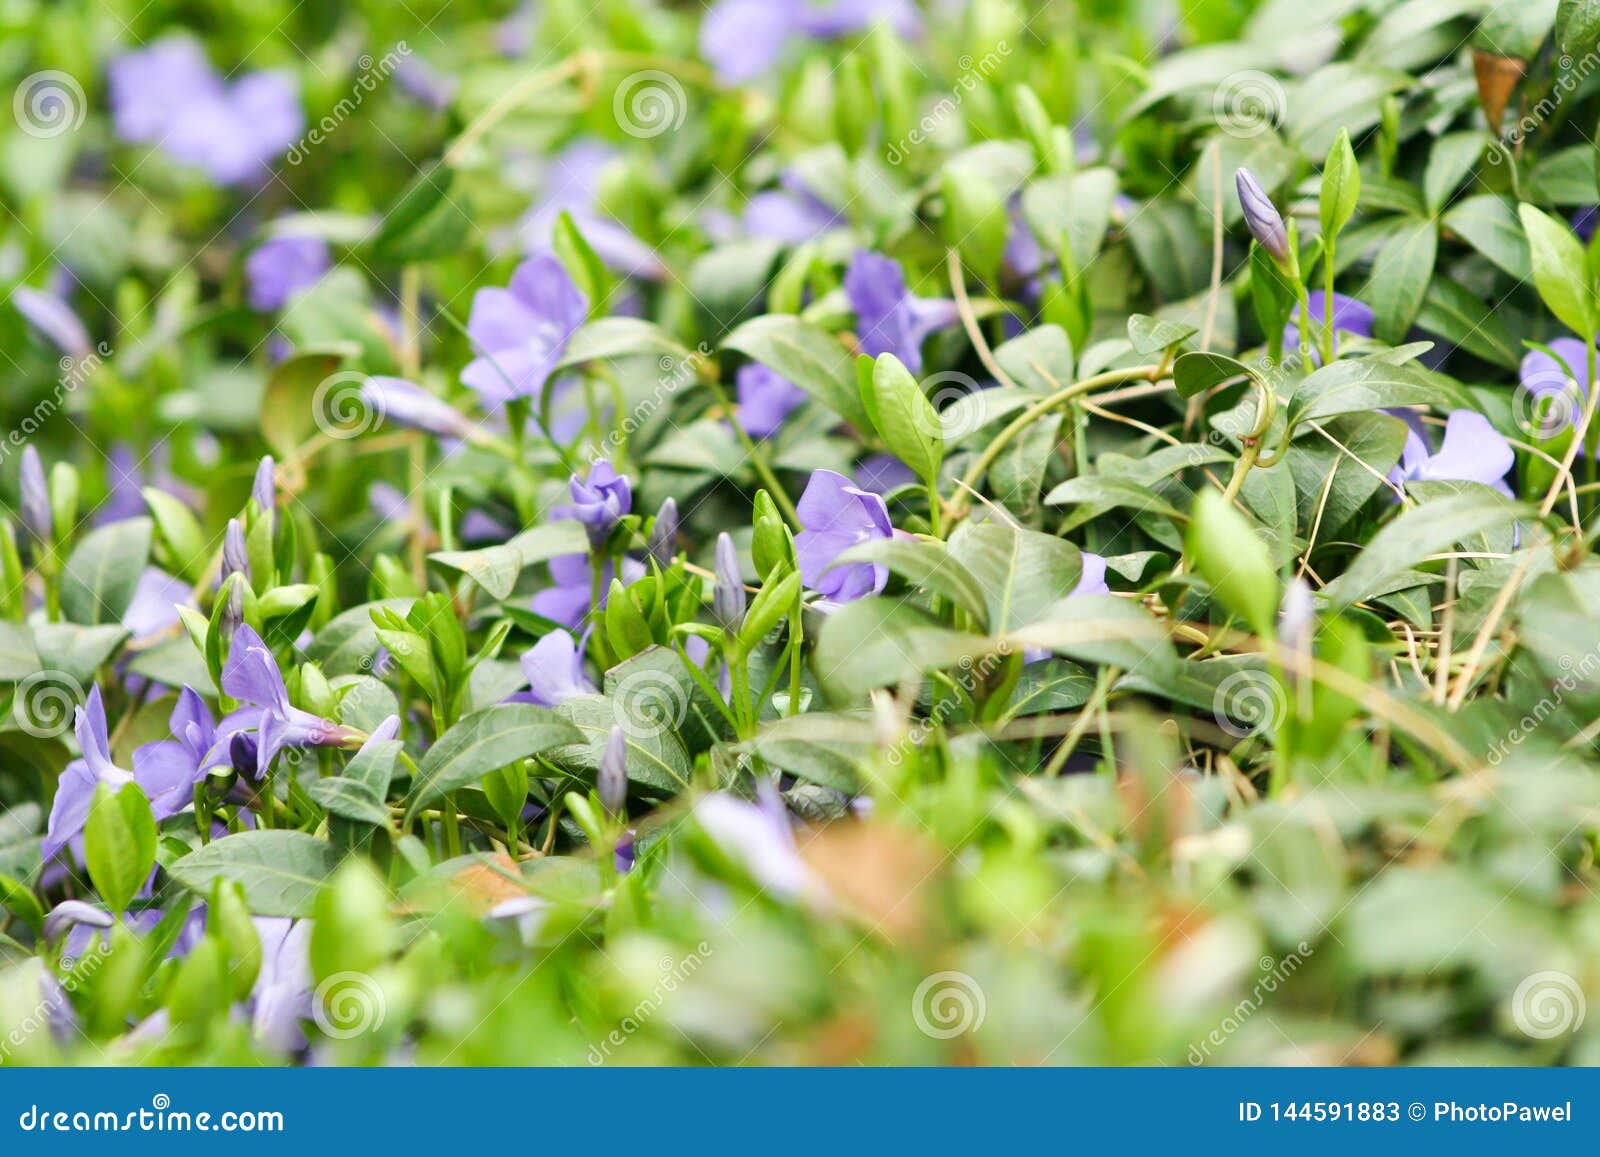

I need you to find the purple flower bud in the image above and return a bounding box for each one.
[220,576,245,639]
[614,830,636,874]
[361,376,475,441]
[252,456,276,521]
[1235,169,1288,263]
[713,532,745,632]
[599,725,627,817]
[1279,577,1315,661]
[222,518,250,583]
[19,445,50,542]
[229,731,259,778]
[42,899,114,944]
[647,497,678,568]
[12,287,92,361]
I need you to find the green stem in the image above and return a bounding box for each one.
[948,364,1163,520]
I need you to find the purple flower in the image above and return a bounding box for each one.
[109,38,302,185]
[518,140,662,279]
[43,687,138,862]
[1390,411,1513,495]
[245,233,329,311]
[42,899,115,945]
[132,687,217,821]
[123,567,191,642]
[222,519,250,583]
[19,445,50,542]
[599,726,627,817]
[531,553,645,629]
[794,469,895,602]
[252,455,276,516]
[853,454,918,495]
[219,624,357,777]
[11,287,90,360]
[394,55,458,111]
[362,376,475,440]
[1075,552,1110,597]
[1520,338,1594,439]
[1573,207,1598,242]
[558,460,631,544]
[512,629,596,707]
[250,917,313,1052]
[1235,168,1288,262]
[742,173,842,243]
[694,785,814,900]
[844,250,958,375]
[460,256,588,409]
[1283,291,1374,358]
[700,0,920,84]
[737,363,807,438]
[648,497,678,567]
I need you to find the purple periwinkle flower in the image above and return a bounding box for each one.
[43,687,138,863]
[853,453,918,495]
[713,532,746,631]
[250,917,313,1053]
[531,553,645,629]
[1075,552,1110,597]
[11,287,91,360]
[844,250,958,376]
[694,785,814,900]
[736,363,807,438]
[1520,338,1595,442]
[219,624,357,777]
[741,173,843,243]
[461,256,588,410]
[1390,411,1513,495]
[252,455,276,515]
[1283,291,1374,359]
[132,687,218,821]
[599,726,627,817]
[559,460,631,545]
[518,140,662,280]
[245,233,329,311]
[648,497,678,568]
[108,38,302,186]
[794,469,895,602]
[1235,168,1288,263]
[512,629,596,707]
[42,899,115,945]
[700,0,920,85]
[19,445,50,542]
[123,567,191,642]
[362,376,475,441]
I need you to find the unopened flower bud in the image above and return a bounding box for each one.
[1235,168,1289,263]
[712,532,745,632]
[647,497,678,567]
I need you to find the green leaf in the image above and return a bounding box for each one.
[170,830,345,917]
[1519,202,1597,338]
[1367,218,1437,344]
[1442,195,1531,280]
[405,704,582,820]
[1319,128,1361,241]
[1127,314,1197,355]
[1187,489,1279,637]
[306,777,391,827]
[864,354,942,486]
[1421,132,1485,214]
[837,537,991,628]
[555,318,691,370]
[60,519,152,626]
[1007,594,1176,675]
[813,598,991,701]
[1173,351,1253,399]
[1557,0,1600,56]
[428,520,589,601]
[1287,359,1458,427]
[371,163,471,262]
[142,489,207,583]
[942,166,1008,280]
[946,521,1085,633]
[1321,489,1527,609]
[84,783,156,915]
[259,349,352,459]
[724,314,871,432]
